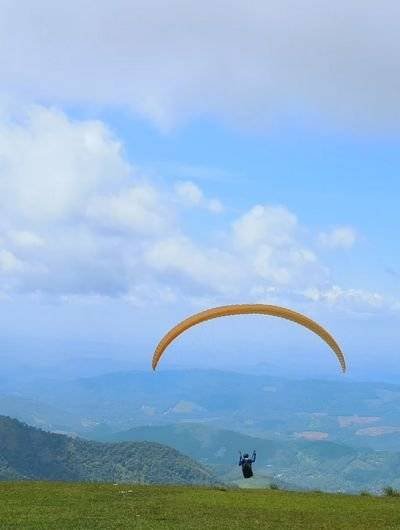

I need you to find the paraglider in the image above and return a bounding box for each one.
[151,303,346,372]
[151,304,346,481]
[239,450,256,479]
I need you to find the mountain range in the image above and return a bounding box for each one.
[95,421,400,493]
[4,369,400,451]
[3,369,400,492]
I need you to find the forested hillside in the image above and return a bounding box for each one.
[0,416,217,485]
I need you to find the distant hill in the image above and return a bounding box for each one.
[0,416,218,485]
[0,394,84,434]
[98,422,400,493]
[8,369,400,452]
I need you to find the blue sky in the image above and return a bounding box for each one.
[0,1,400,379]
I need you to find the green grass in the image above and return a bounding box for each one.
[1,482,400,529]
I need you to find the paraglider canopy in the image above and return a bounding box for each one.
[151,304,346,372]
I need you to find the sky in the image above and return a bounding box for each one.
[0,1,400,379]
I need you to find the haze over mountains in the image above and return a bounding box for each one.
[3,368,400,492]
[100,422,400,493]
[4,369,400,451]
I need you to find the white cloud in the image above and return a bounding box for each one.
[0,250,24,273]
[0,105,228,298]
[167,164,236,182]
[232,205,320,286]
[208,199,223,214]
[7,230,45,248]
[301,285,388,312]
[0,105,129,222]
[233,205,298,249]
[145,236,243,295]
[1,2,400,130]
[145,203,324,297]
[174,181,223,213]
[319,226,357,249]
[175,181,203,206]
[0,104,390,317]
[87,184,174,235]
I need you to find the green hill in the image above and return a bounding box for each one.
[98,422,400,493]
[0,482,399,529]
[0,416,218,485]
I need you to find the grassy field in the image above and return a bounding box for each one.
[1,482,400,529]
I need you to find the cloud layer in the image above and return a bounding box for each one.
[0,104,390,317]
[318,227,357,249]
[1,1,400,129]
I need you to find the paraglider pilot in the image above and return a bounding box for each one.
[239,450,256,478]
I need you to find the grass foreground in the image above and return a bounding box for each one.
[1,482,400,529]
